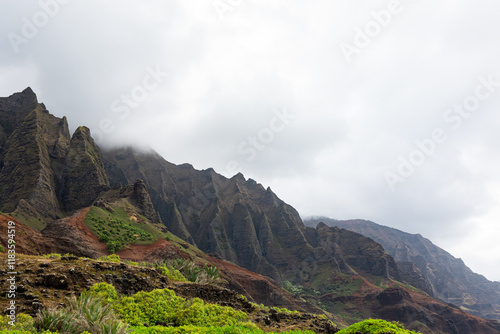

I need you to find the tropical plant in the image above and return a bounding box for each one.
[35,291,129,334]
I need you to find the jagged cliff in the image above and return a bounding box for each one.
[102,147,401,288]
[0,96,71,223]
[305,218,500,322]
[0,89,109,226]
[0,87,39,155]
[60,126,109,211]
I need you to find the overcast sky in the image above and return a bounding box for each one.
[1,0,500,281]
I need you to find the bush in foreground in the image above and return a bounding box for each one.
[129,324,316,334]
[0,313,36,332]
[114,288,246,327]
[337,319,420,334]
[34,291,129,334]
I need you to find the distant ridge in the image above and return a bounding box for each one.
[305,217,500,321]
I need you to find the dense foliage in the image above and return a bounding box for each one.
[114,288,246,327]
[129,325,316,334]
[34,291,129,334]
[0,272,418,334]
[0,283,317,334]
[336,319,421,334]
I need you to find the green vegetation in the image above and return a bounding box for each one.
[89,282,120,304]
[0,276,418,334]
[156,259,224,284]
[337,319,421,334]
[248,302,300,316]
[97,254,121,263]
[0,313,37,332]
[283,274,363,298]
[129,325,316,334]
[0,244,5,253]
[10,211,46,231]
[1,283,313,334]
[42,253,62,259]
[282,281,320,296]
[0,330,58,334]
[34,291,128,334]
[115,288,245,327]
[85,206,167,253]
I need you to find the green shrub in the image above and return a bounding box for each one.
[129,323,315,334]
[89,282,119,304]
[124,260,139,266]
[35,307,77,333]
[270,307,299,315]
[115,289,246,327]
[282,281,304,295]
[97,254,121,263]
[0,313,36,331]
[159,265,188,282]
[0,244,5,253]
[337,319,421,334]
[35,291,129,334]
[157,259,224,284]
[178,261,201,282]
[0,331,58,334]
[42,253,62,258]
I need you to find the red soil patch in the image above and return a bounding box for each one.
[117,239,192,262]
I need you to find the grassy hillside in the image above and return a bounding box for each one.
[84,205,168,252]
[0,253,423,334]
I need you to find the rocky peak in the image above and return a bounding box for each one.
[1,87,38,112]
[0,87,40,157]
[131,179,162,225]
[0,106,70,221]
[60,126,109,211]
[306,217,500,322]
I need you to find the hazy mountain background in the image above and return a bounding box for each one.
[305,217,500,321]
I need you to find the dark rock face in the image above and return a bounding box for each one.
[305,218,500,322]
[397,261,434,296]
[0,87,39,157]
[0,89,109,222]
[131,179,162,225]
[0,89,160,228]
[94,179,162,226]
[311,223,401,280]
[372,287,500,334]
[0,105,71,219]
[60,126,109,211]
[377,287,411,306]
[102,147,401,287]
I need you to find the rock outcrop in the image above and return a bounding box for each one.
[60,126,109,211]
[0,87,39,157]
[0,104,71,221]
[0,89,136,226]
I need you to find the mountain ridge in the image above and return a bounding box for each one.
[304,217,500,321]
